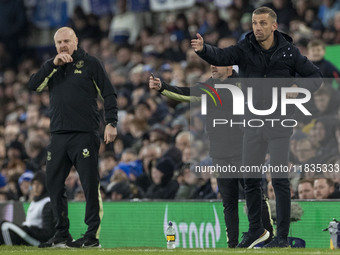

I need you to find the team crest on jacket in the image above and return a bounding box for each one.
[76,60,84,69]
[82,148,90,158]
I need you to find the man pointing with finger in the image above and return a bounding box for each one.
[28,27,118,248]
[192,7,322,248]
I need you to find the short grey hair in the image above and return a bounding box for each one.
[253,7,277,22]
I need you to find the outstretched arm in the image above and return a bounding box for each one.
[149,75,200,102]
[191,33,242,67]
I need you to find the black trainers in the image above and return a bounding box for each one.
[236,229,270,249]
[263,236,290,248]
[67,236,101,248]
[38,235,73,248]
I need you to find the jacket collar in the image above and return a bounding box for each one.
[245,30,292,51]
[71,46,86,62]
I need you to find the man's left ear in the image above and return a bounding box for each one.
[272,22,278,32]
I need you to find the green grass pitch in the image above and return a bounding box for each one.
[1,247,340,255]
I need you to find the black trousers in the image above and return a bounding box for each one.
[243,128,291,239]
[46,132,102,239]
[214,158,273,247]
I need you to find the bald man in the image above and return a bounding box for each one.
[28,27,118,248]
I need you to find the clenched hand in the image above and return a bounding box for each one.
[53,53,73,66]
[149,75,162,91]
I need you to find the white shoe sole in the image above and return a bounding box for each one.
[50,243,69,248]
[247,230,270,249]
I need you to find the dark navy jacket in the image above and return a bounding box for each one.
[197,31,323,137]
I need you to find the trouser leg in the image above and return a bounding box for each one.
[242,129,267,232]
[68,132,101,239]
[268,137,290,239]
[217,177,239,247]
[46,134,73,237]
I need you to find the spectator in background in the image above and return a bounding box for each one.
[73,187,86,202]
[312,86,340,118]
[204,10,230,39]
[4,124,20,147]
[6,172,21,201]
[18,170,34,202]
[0,171,55,246]
[0,137,5,166]
[99,151,117,189]
[335,122,340,153]
[298,179,314,199]
[108,0,140,45]
[0,191,7,201]
[108,181,131,200]
[6,141,25,162]
[113,44,134,73]
[322,26,336,44]
[127,64,144,89]
[145,157,178,199]
[296,138,317,165]
[294,137,318,180]
[333,11,340,43]
[314,116,338,162]
[175,131,192,153]
[265,0,296,29]
[65,169,80,200]
[0,173,6,192]
[135,144,162,193]
[175,163,198,199]
[307,39,340,80]
[239,13,253,41]
[318,0,340,27]
[289,130,308,164]
[120,148,138,163]
[0,0,27,67]
[310,20,324,40]
[313,177,340,199]
[113,160,143,182]
[159,63,173,84]
[25,105,40,129]
[69,6,100,42]
[172,13,191,42]
[24,134,47,172]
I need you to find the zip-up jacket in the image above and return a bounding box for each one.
[28,47,117,133]
[159,71,243,159]
[197,31,323,137]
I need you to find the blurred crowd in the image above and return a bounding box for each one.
[1,0,340,203]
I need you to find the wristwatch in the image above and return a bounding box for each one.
[106,122,117,128]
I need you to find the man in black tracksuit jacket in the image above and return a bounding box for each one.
[192,7,323,248]
[149,65,273,248]
[28,27,118,248]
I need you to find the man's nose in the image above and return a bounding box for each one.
[253,24,261,30]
